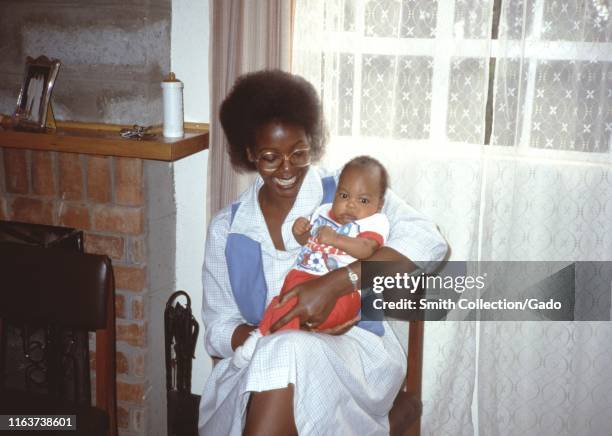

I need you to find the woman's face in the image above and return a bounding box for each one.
[248,121,311,200]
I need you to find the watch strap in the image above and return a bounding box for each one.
[346,265,359,293]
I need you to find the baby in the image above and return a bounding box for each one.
[232,155,389,368]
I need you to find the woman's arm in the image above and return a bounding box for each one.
[201,209,249,358]
[382,188,448,272]
[231,324,258,350]
[270,187,448,331]
[270,247,413,331]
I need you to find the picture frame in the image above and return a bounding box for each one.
[13,56,61,131]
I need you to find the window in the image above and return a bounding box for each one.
[293,0,612,156]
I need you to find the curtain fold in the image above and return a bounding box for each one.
[208,0,293,219]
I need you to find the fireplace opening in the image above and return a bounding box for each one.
[0,220,88,402]
[0,219,117,435]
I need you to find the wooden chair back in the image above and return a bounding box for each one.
[0,242,117,436]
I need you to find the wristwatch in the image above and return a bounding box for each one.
[345,265,359,290]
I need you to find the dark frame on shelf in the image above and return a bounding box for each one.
[13,56,61,132]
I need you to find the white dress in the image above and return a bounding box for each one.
[198,167,448,436]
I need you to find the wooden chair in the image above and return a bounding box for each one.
[389,320,424,436]
[0,242,117,436]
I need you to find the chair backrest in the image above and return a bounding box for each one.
[0,243,109,328]
[0,242,117,436]
[405,320,424,436]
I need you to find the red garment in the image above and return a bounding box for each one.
[259,269,361,335]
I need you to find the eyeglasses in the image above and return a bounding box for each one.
[251,147,311,173]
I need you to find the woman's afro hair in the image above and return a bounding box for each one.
[219,69,327,172]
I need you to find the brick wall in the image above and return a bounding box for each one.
[1,147,151,435]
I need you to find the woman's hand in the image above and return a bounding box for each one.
[231,323,258,350]
[269,247,417,333]
[270,268,351,332]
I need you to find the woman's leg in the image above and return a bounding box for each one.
[243,385,298,436]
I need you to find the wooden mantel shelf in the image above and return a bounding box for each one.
[0,121,209,162]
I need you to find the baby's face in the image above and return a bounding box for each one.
[331,166,384,224]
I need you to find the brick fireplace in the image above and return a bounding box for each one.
[0,0,210,432]
[0,144,192,435]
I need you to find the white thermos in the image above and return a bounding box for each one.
[161,72,184,138]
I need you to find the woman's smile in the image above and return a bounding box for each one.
[273,175,298,188]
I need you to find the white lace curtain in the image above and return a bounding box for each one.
[292,1,612,435]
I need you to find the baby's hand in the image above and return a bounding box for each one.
[292,217,312,237]
[315,226,337,245]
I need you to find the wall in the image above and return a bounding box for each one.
[144,160,177,436]
[0,0,171,125]
[171,0,210,123]
[171,0,212,399]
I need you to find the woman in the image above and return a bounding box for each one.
[199,70,447,436]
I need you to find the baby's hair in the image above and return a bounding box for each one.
[341,155,389,198]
